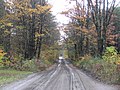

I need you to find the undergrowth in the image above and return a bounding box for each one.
[73,46,120,84]
[0,69,32,86]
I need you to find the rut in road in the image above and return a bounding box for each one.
[0,63,118,90]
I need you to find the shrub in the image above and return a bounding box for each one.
[74,51,120,84]
[102,46,118,64]
[22,59,37,71]
[0,49,7,66]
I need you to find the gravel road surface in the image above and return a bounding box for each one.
[0,61,118,90]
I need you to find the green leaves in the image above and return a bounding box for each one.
[0,24,5,28]
[106,46,117,55]
[6,23,13,27]
[4,29,10,35]
[16,26,25,29]
[102,46,118,64]
[0,49,6,63]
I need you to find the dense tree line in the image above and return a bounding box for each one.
[62,0,119,59]
[0,0,60,67]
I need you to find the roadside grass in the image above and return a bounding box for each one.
[0,67,32,86]
[73,55,120,84]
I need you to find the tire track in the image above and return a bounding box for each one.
[44,65,64,90]
[65,63,86,90]
[32,64,61,90]
[1,62,118,90]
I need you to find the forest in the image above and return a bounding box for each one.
[61,0,120,84]
[0,0,120,85]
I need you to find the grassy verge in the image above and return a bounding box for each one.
[0,68,32,86]
[73,55,120,84]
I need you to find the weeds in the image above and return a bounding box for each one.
[74,46,120,84]
[0,69,32,86]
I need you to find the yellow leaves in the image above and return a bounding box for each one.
[15,4,52,17]
[15,4,24,10]
[0,50,3,53]
[0,15,13,27]
[0,49,6,60]
[28,8,36,14]
[61,11,69,15]
[73,25,89,34]
[116,60,120,65]
[12,0,52,17]
[43,5,52,11]
[3,22,13,27]
[73,15,86,22]
[0,18,8,25]
[6,23,13,27]
[0,49,7,64]
[3,0,52,23]
[80,28,89,34]
[74,26,81,30]
[4,29,10,35]
[35,32,44,38]
[0,52,6,57]
[35,4,52,14]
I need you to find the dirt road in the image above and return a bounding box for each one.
[0,62,118,90]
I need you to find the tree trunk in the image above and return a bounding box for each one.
[28,15,36,59]
[85,37,89,54]
[74,44,78,59]
[96,27,103,56]
[102,26,107,53]
[78,33,84,56]
[36,20,43,59]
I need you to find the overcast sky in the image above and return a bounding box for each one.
[48,0,120,39]
[48,0,71,24]
[48,0,120,25]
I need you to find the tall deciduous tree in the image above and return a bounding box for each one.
[0,0,59,62]
[0,0,5,48]
[87,0,117,55]
[61,0,97,59]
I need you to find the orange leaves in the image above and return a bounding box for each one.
[107,23,118,45]
[80,28,89,34]
[0,49,6,60]
[72,15,86,23]
[9,0,52,17]
[16,4,52,15]
[36,4,52,12]
[0,50,3,53]
[74,26,88,34]
[27,8,36,14]
[0,16,13,28]
[61,11,69,15]
[116,60,120,65]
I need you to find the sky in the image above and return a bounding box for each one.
[48,0,71,40]
[48,0,70,25]
[48,0,120,39]
[48,0,120,25]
